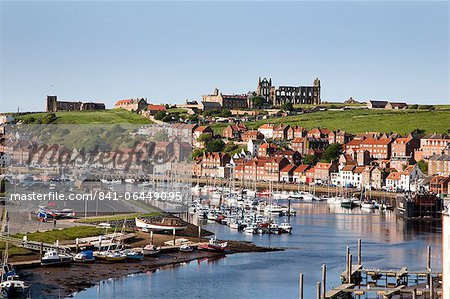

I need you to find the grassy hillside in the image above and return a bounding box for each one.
[16,109,153,124]
[212,109,450,135]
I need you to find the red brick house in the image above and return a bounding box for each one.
[280,164,297,182]
[273,149,302,165]
[242,130,264,142]
[147,104,166,115]
[292,126,307,139]
[313,161,338,183]
[391,134,419,158]
[273,124,290,140]
[414,134,450,161]
[222,123,247,140]
[258,143,277,157]
[430,176,450,195]
[293,164,310,183]
[359,138,392,160]
[200,152,231,178]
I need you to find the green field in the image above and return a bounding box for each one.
[13,226,109,243]
[16,109,153,124]
[212,109,450,135]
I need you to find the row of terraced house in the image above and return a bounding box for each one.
[192,122,450,194]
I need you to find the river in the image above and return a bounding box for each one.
[70,202,442,299]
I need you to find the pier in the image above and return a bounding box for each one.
[299,241,442,299]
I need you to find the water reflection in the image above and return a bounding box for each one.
[71,202,442,299]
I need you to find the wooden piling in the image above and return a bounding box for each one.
[316,282,321,299]
[198,225,202,238]
[75,238,79,253]
[321,264,326,299]
[430,275,434,299]
[172,228,176,245]
[348,254,352,284]
[357,239,362,266]
[427,246,431,271]
[411,289,416,299]
[40,242,43,257]
[299,273,303,299]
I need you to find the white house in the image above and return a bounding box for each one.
[247,139,264,156]
[399,164,423,191]
[257,124,275,139]
[385,171,401,191]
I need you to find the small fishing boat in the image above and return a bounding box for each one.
[0,275,31,298]
[244,224,257,234]
[74,250,95,263]
[198,238,227,252]
[269,223,281,234]
[125,250,144,261]
[135,218,187,231]
[279,223,293,234]
[361,202,376,209]
[93,251,108,260]
[179,244,194,252]
[340,198,354,209]
[142,244,161,256]
[41,250,73,266]
[105,251,127,262]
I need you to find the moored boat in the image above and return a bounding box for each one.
[142,244,161,256]
[125,250,144,261]
[105,251,127,262]
[279,222,293,234]
[198,238,227,252]
[340,198,354,209]
[0,275,31,298]
[41,250,73,266]
[74,250,95,263]
[179,244,194,252]
[135,217,187,231]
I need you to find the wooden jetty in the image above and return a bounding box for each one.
[299,241,442,299]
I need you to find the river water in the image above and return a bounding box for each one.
[70,202,442,299]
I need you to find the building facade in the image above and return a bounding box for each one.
[255,77,321,106]
[46,95,105,112]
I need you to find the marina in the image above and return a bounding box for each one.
[69,202,443,299]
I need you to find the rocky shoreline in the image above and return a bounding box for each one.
[17,240,281,298]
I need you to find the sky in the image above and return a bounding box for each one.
[0,1,448,112]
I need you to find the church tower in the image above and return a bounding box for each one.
[46,95,57,112]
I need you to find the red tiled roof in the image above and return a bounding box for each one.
[360,138,391,145]
[293,165,309,173]
[148,104,166,111]
[281,164,296,173]
[387,172,401,180]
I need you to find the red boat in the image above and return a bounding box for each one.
[198,238,228,252]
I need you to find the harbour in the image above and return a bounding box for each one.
[68,202,443,299]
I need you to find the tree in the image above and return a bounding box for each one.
[206,139,225,152]
[223,142,239,153]
[321,143,343,162]
[281,102,294,111]
[221,109,232,117]
[162,115,172,122]
[303,154,318,166]
[197,133,213,144]
[408,104,418,109]
[192,148,204,159]
[417,159,428,174]
[187,114,199,122]
[154,111,166,120]
[251,96,265,109]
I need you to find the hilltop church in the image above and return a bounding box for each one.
[252,77,321,107]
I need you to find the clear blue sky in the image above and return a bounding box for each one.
[0,1,448,112]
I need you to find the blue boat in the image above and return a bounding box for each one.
[74,250,95,263]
